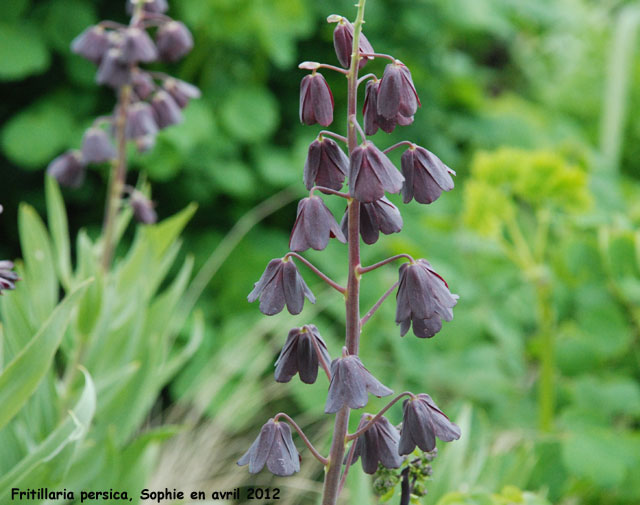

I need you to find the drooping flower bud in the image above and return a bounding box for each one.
[299,73,334,127]
[125,102,158,139]
[130,192,157,224]
[332,18,374,69]
[0,261,20,294]
[96,48,130,88]
[401,146,455,204]
[132,71,156,100]
[289,196,346,252]
[396,260,458,338]
[151,90,183,128]
[71,25,110,64]
[349,414,403,474]
[303,137,348,191]
[120,27,158,63]
[248,258,316,316]
[363,79,414,135]
[81,127,116,163]
[325,354,393,413]
[399,394,460,455]
[237,419,300,477]
[349,141,404,202]
[156,21,194,62]
[377,61,421,120]
[275,325,331,384]
[340,196,403,245]
[163,78,201,108]
[47,151,86,188]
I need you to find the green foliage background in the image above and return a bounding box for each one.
[1,0,639,504]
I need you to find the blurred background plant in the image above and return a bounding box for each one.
[1,0,639,504]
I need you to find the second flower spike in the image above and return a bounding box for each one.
[289,196,346,252]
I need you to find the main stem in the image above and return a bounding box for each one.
[101,85,132,270]
[322,2,366,504]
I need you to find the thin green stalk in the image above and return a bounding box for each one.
[101,85,132,271]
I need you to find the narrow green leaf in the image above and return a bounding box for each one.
[160,310,204,384]
[45,176,72,290]
[0,279,92,431]
[19,203,58,324]
[0,368,96,501]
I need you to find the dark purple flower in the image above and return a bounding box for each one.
[81,127,116,163]
[121,27,158,63]
[132,71,156,100]
[237,419,300,476]
[401,146,455,204]
[340,196,403,245]
[47,151,86,188]
[289,196,346,252]
[399,394,461,454]
[363,79,414,135]
[163,77,201,108]
[127,0,169,14]
[332,18,374,69]
[377,61,420,121]
[130,192,157,224]
[299,73,334,127]
[125,102,158,139]
[151,90,183,128]
[0,261,20,294]
[156,21,194,62]
[325,354,393,413]
[248,258,315,316]
[349,414,403,474]
[349,141,404,203]
[275,325,331,384]
[303,137,348,191]
[71,25,110,64]
[96,48,130,88]
[396,260,458,338]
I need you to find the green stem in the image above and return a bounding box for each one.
[322,2,367,504]
[101,85,132,271]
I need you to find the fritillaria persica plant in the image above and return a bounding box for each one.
[239,2,461,504]
[46,0,199,269]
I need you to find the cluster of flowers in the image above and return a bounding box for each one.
[46,0,200,223]
[240,11,461,488]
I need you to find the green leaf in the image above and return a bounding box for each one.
[0,368,96,501]
[2,101,75,168]
[0,279,92,431]
[0,22,50,81]
[220,86,279,142]
[19,203,58,324]
[45,176,72,289]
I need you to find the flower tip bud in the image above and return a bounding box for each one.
[326,14,343,23]
[298,61,320,71]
